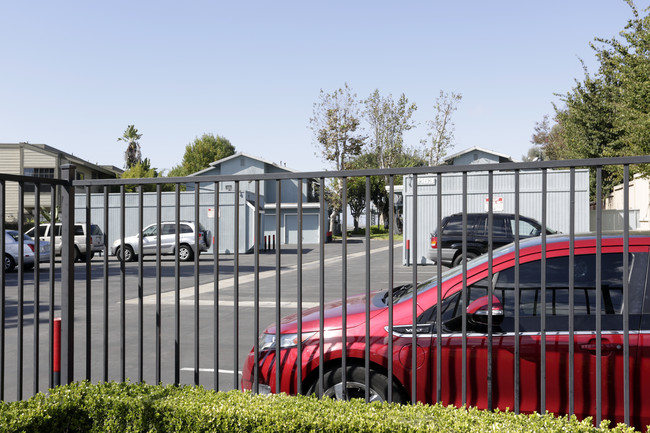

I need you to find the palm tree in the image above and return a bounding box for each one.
[118,125,143,168]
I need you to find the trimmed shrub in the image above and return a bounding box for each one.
[0,381,639,433]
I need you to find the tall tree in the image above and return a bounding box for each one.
[119,125,143,169]
[554,1,649,198]
[310,83,366,232]
[363,90,418,231]
[347,149,426,233]
[364,90,418,172]
[522,114,565,161]
[168,133,236,177]
[420,91,462,166]
[121,158,159,192]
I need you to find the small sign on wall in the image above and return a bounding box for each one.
[208,208,215,218]
[484,197,504,212]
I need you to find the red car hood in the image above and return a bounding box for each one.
[264,291,385,334]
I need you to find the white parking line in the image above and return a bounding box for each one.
[180,367,242,376]
[128,242,401,306]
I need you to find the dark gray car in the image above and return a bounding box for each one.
[427,213,557,267]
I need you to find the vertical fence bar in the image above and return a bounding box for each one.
[364,177,371,402]
[174,184,181,385]
[156,184,162,384]
[17,181,24,399]
[213,182,220,391]
[623,164,624,425]
[411,174,418,402]
[341,177,348,398]
[275,180,281,393]
[60,165,76,385]
[540,168,547,413]
[194,183,200,386]
[388,175,394,403]
[514,169,520,414]
[0,180,4,399]
[49,186,56,389]
[138,186,144,383]
[318,177,325,397]
[102,186,109,383]
[487,171,494,411]
[595,167,603,425]
[85,186,92,381]
[33,184,41,394]
[234,181,240,390]
[297,179,303,395]
[253,181,259,393]
[119,184,126,382]
[568,167,575,416]
[436,171,444,400]
[460,171,466,406]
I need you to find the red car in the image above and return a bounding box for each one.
[242,233,650,430]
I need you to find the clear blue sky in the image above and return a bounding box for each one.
[2,1,648,173]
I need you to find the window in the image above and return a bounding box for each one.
[419,252,647,333]
[142,226,158,237]
[494,254,637,317]
[23,167,54,192]
[510,218,541,237]
[162,224,176,235]
[442,215,477,236]
[24,168,54,178]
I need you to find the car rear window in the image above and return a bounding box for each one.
[90,225,103,235]
[441,216,466,236]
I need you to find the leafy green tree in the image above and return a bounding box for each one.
[310,83,366,232]
[554,1,650,197]
[364,90,417,172]
[362,90,418,232]
[121,158,160,192]
[169,134,235,177]
[347,149,425,233]
[420,91,462,166]
[118,125,143,169]
[523,114,565,161]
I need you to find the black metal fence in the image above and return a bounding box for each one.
[2,156,650,429]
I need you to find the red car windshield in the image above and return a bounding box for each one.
[390,241,524,305]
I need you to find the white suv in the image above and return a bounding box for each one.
[110,221,211,262]
[26,223,104,262]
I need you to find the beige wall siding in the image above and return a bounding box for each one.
[0,147,21,175]
[1,147,21,220]
[23,148,56,168]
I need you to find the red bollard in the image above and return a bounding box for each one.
[272,234,276,251]
[53,317,61,387]
[406,239,411,267]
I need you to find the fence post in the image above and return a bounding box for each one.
[60,164,76,385]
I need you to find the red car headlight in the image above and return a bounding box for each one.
[259,332,316,351]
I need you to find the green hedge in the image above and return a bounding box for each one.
[0,381,639,433]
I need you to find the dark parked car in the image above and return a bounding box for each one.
[242,232,650,430]
[427,212,557,267]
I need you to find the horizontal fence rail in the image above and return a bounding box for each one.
[1,156,650,430]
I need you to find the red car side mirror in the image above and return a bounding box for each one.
[467,295,504,326]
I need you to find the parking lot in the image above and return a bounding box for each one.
[1,238,439,397]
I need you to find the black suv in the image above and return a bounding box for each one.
[427,213,556,267]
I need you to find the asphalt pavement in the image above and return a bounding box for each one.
[0,238,441,399]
